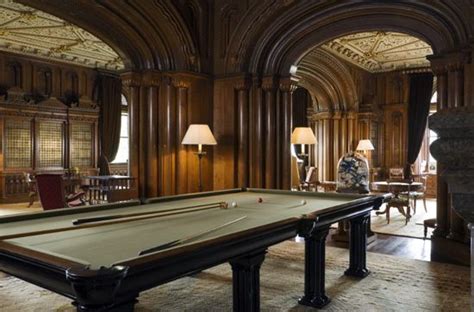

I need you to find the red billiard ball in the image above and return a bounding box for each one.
[258,197,263,203]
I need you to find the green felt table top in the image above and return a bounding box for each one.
[0,189,370,268]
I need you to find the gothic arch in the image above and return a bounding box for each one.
[225,1,470,74]
[297,48,359,112]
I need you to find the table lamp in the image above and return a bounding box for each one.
[291,127,317,183]
[182,124,217,192]
[356,139,375,156]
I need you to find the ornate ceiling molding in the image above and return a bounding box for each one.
[0,1,123,70]
[322,32,432,73]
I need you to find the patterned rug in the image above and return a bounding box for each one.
[0,241,469,312]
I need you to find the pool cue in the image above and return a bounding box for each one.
[73,201,227,225]
[139,215,247,255]
[0,203,229,241]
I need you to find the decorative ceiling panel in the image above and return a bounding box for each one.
[322,32,432,73]
[0,2,123,70]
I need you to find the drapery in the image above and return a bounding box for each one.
[93,73,122,175]
[405,73,433,179]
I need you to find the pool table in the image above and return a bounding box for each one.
[0,188,382,311]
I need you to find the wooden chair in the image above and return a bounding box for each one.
[35,174,86,210]
[404,175,427,214]
[389,168,404,181]
[299,166,318,191]
[23,172,36,207]
[385,180,411,224]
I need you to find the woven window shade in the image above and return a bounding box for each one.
[5,119,32,168]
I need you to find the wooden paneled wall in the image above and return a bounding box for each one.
[213,75,295,190]
[121,71,213,199]
[0,51,97,101]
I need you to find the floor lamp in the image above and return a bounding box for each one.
[291,127,317,183]
[182,124,217,192]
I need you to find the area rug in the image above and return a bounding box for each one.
[371,198,437,239]
[0,241,469,312]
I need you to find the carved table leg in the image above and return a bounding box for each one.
[298,226,331,308]
[229,250,266,312]
[345,213,370,278]
[66,265,134,312]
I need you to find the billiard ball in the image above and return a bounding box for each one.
[231,201,238,208]
[258,197,263,203]
[301,200,307,205]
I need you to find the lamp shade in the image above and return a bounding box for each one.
[356,139,375,151]
[182,124,217,145]
[291,127,317,145]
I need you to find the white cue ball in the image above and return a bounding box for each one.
[301,200,307,205]
[231,201,238,208]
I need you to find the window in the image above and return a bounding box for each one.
[112,95,129,163]
[416,91,438,173]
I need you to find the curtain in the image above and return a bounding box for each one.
[93,73,122,175]
[405,73,433,179]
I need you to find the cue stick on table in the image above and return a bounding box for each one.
[0,203,229,241]
[139,215,248,255]
[72,201,228,225]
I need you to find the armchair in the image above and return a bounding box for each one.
[35,174,86,210]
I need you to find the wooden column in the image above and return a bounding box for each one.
[121,72,142,197]
[160,76,177,196]
[143,71,161,198]
[250,77,264,188]
[279,77,296,190]
[173,77,190,194]
[313,112,332,181]
[346,111,356,152]
[332,112,342,179]
[235,77,251,188]
[262,76,277,189]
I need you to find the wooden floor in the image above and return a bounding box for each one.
[326,229,432,262]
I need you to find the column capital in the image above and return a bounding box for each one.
[172,76,191,89]
[346,111,357,120]
[312,111,333,120]
[120,72,142,87]
[332,111,342,120]
[279,76,298,93]
[142,70,162,87]
[261,76,278,91]
[233,75,252,91]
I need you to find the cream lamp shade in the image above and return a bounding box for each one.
[182,124,217,146]
[356,139,375,151]
[291,127,317,145]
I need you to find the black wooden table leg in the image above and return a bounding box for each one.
[344,212,370,278]
[298,226,331,308]
[66,265,134,312]
[229,250,266,312]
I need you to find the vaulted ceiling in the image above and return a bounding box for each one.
[0,2,123,70]
[322,31,432,73]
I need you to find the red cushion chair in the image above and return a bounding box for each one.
[35,173,85,210]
